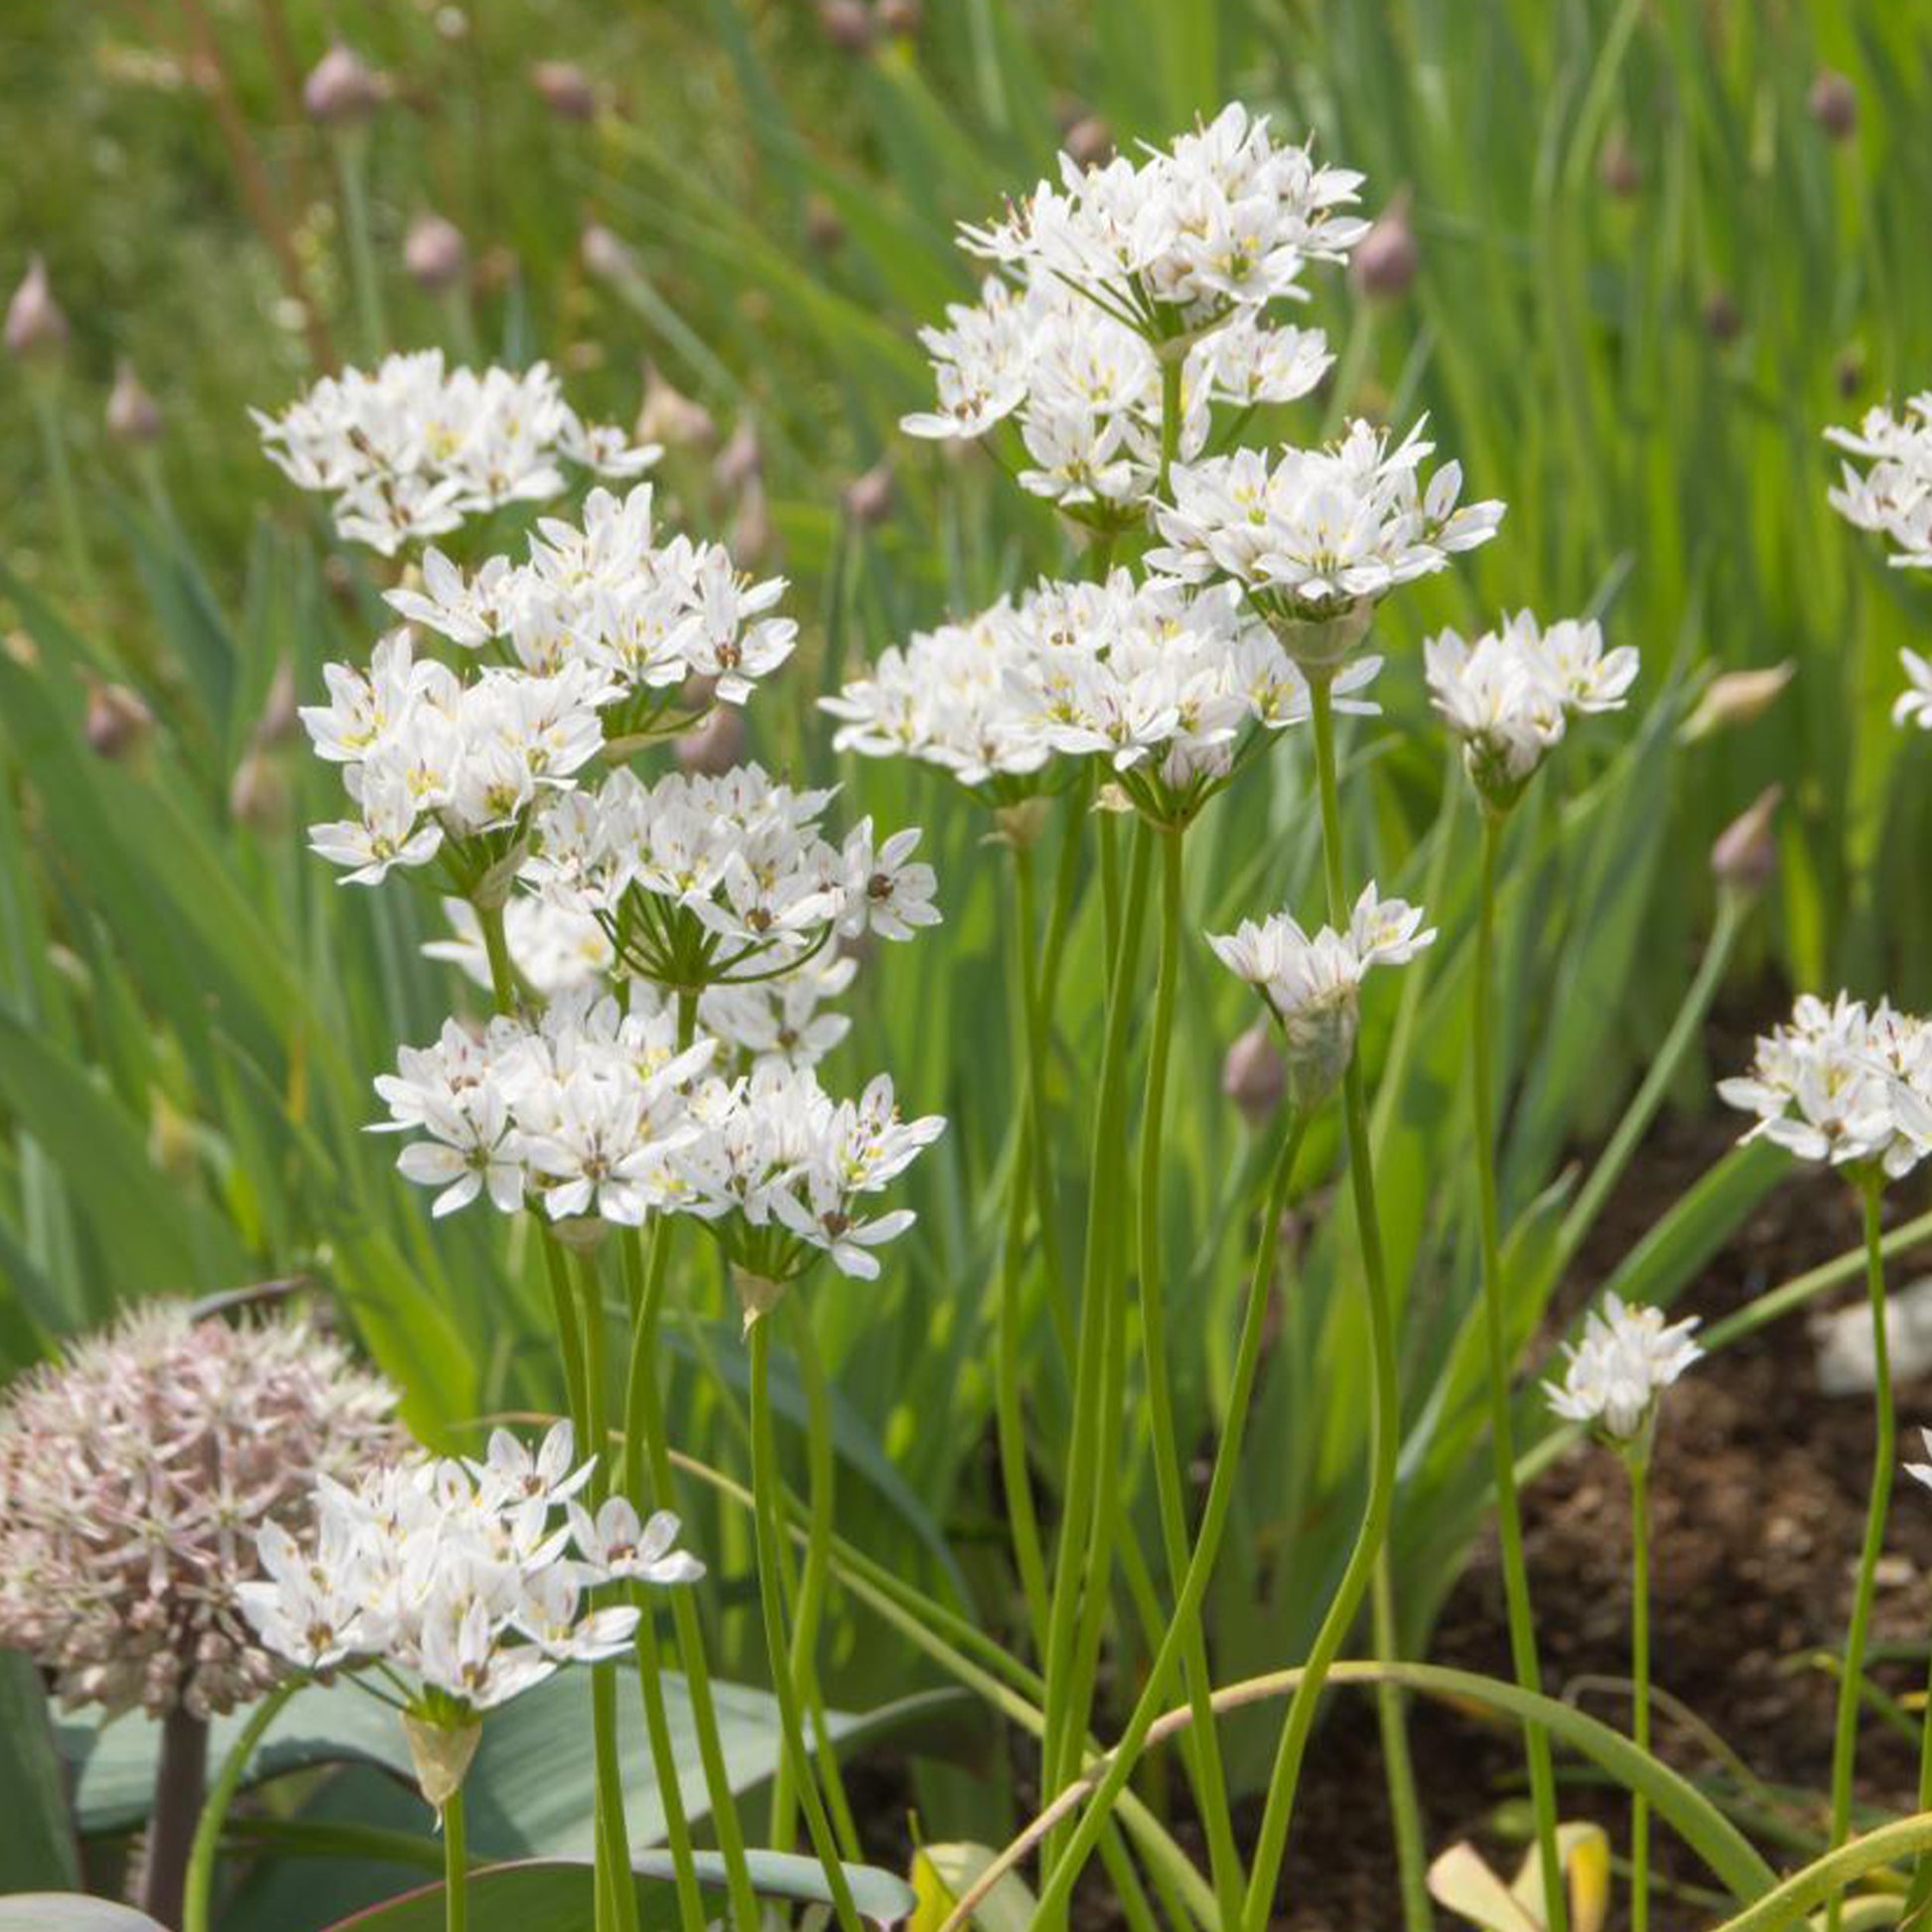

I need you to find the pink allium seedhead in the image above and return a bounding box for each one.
[0,1301,399,1719]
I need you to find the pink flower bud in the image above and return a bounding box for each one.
[878,0,922,35]
[1712,785,1781,896]
[1350,191,1419,302]
[84,678,155,761]
[675,703,748,776]
[530,60,597,121]
[302,42,384,126]
[105,358,162,444]
[818,0,874,53]
[1222,1022,1286,1125]
[1062,115,1114,169]
[5,255,69,363]
[635,362,716,451]
[404,211,468,293]
[1808,68,1857,142]
[843,460,894,527]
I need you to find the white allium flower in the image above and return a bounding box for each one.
[568,1497,706,1587]
[1893,648,1932,731]
[1208,884,1435,1104]
[1718,991,1932,1179]
[254,351,657,555]
[1425,612,1637,808]
[0,1304,398,1718]
[1149,418,1504,626]
[240,1420,698,1724]
[1827,395,1932,572]
[823,570,1378,808]
[1547,1293,1703,1446]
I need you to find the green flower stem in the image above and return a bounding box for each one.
[1826,1177,1895,1932]
[1028,1114,1309,1926]
[476,900,519,1014]
[1469,808,1568,1932]
[1136,820,1246,1926]
[577,1249,639,1932]
[1038,826,1153,1898]
[1372,1555,1435,1932]
[1157,354,1183,501]
[332,126,388,359]
[183,1677,301,1932]
[749,1318,866,1932]
[1906,1634,1932,1924]
[28,379,100,610]
[619,991,762,1932]
[1240,673,1406,1932]
[444,1785,469,1932]
[1628,1445,1653,1932]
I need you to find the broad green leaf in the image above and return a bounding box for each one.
[0,1902,164,1932]
[909,1841,1037,1932]
[0,1657,80,1891]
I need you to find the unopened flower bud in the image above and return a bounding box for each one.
[530,60,596,121]
[1598,132,1642,199]
[818,0,874,54]
[5,255,69,363]
[403,211,468,294]
[256,656,301,749]
[302,42,383,126]
[732,477,773,566]
[1680,661,1795,742]
[1808,68,1857,142]
[229,749,289,833]
[1711,784,1781,897]
[843,460,894,527]
[84,678,154,761]
[1222,1022,1286,1126]
[1350,191,1418,302]
[714,418,762,494]
[675,703,747,776]
[105,359,161,444]
[877,0,922,37]
[804,196,846,253]
[1283,992,1358,1111]
[580,222,636,286]
[635,363,716,450]
[1062,114,1114,169]
[1703,289,1741,344]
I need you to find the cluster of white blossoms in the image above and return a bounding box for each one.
[240,1422,698,1713]
[374,988,944,1280]
[1719,992,1932,1178]
[904,104,1362,517]
[1149,419,1505,624]
[1827,394,1932,572]
[254,351,656,555]
[528,763,938,982]
[1208,886,1436,1104]
[1547,1293,1703,1447]
[1425,612,1639,809]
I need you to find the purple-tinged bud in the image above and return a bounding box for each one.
[5,255,69,363]
[1222,1022,1286,1126]
[635,362,716,451]
[805,195,846,253]
[1703,289,1741,344]
[403,211,468,294]
[675,703,748,777]
[580,222,636,286]
[1598,132,1642,200]
[84,678,155,761]
[818,0,874,53]
[302,42,383,126]
[530,60,596,121]
[1350,190,1419,302]
[843,460,894,527]
[1808,68,1857,142]
[105,359,162,444]
[877,0,922,36]
[1062,114,1115,169]
[714,418,763,494]
[1712,784,1781,897]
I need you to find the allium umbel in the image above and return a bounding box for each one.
[1548,1293,1703,1448]
[0,1303,398,1718]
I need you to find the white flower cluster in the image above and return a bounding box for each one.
[528,763,939,981]
[823,570,1381,801]
[1896,650,1932,731]
[1208,885,1436,1104]
[254,351,657,555]
[1827,395,1932,571]
[1150,419,1505,621]
[374,988,945,1280]
[1425,612,1638,807]
[1547,1293,1703,1446]
[904,103,1362,517]
[1719,992,1932,1178]
[240,1421,698,1714]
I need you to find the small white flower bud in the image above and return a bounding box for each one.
[580,222,636,285]
[1222,1022,1286,1125]
[530,60,597,121]
[635,362,716,450]
[843,460,894,527]
[1349,191,1418,302]
[105,359,162,443]
[714,418,762,493]
[229,748,290,833]
[1711,784,1781,897]
[1680,661,1794,742]
[675,703,747,777]
[1062,114,1114,169]
[302,42,383,126]
[84,678,155,761]
[5,255,69,363]
[403,211,468,293]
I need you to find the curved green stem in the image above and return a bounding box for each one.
[443,1785,469,1932]
[1240,675,1406,1932]
[749,1319,866,1932]
[1032,1116,1309,1926]
[1469,809,1568,1932]
[183,1677,302,1932]
[1827,1178,1896,1932]
[1629,1448,1653,1932]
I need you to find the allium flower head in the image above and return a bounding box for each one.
[1547,1293,1702,1447]
[1718,991,1932,1180]
[0,1303,398,1718]
[254,352,656,556]
[1827,396,1932,572]
[1208,884,1435,1105]
[1425,612,1637,812]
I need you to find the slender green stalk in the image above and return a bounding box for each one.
[332,126,388,359]
[1373,1557,1435,1932]
[1469,808,1568,1932]
[1156,354,1184,499]
[184,1678,301,1932]
[1628,1446,1653,1932]
[1826,1178,1895,1932]
[476,900,518,1014]
[1136,820,1246,1927]
[1038,829,1153,1897]
[1026,1117,1307,1925]
[749,1319,866,1932]
[1240,675,1405,1932]
[443,1786,469,1932]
